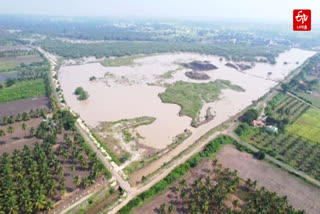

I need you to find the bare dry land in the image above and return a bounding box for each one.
[0,54,43,64]
[0,117,42,154]
[216,145,320,214]
[0,96,50,119]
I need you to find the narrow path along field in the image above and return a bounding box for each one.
[217,145,320,214]
[75,122,132,193]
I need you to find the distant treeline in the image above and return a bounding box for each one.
[39,39,285,64]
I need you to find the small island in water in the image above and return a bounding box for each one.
[74,87,89,100]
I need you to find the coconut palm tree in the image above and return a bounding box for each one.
[30,127,36,136]
[33,191,47,211]
[73,175,82,187]
[0,129,5,137]
[22,123,27,132]
[7,125,14,135]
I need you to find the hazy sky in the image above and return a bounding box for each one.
[1,0,320,23]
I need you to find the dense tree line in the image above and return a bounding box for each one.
[283,53,320,95]
[240,109,258,124]
[0,143,58,213]
[38,39,282,64]
[16,60,50,81]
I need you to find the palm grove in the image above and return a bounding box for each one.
[0,110,110,213]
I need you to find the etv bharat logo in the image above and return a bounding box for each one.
[293,9,311,31]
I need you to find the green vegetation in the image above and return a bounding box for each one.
[75,186,120,214]
[0,79,46,103]
[159,80,244,126]
[265,92,287,116]
[0,47,53,110]
[74,87,89,100]
[123,129,133,143]
[0,61,19,73]
[2,108,48,125]
[240,109,259,124]
[254,150,266,160]
[235,123,259,139]
[287,108,320,142]
[157,68,181,80]
[89,76,97,81]
[265,93,309,124]
[0,51,46,76]
[295,92,320,108]
[101,55,143,67]
[284,53,320,107]
[236,93,320,181]
[39,39,284,64]
[158,70,175,79]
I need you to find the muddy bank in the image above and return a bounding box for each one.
[185,71,210,80]
[225,62,238,70]
[181,60,218,71]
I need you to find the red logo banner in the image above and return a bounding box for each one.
[293,9,311,31]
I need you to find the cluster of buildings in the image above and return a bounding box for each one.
[252,116,278,134]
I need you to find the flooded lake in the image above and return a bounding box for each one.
[59,49,315,150]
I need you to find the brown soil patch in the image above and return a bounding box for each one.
[0,55,43,64]
[0,96,50,119]
[0,117,43,155]
[216,145,320,214]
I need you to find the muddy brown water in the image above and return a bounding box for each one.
[59,50,315,150]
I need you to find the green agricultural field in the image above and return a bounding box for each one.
[0,79,46,103]
[287,108,320,142]
[159,80,244,125]
[236,94,320,180]
[0,61,19,73]
[296,92,320,108]
[101,55,144,67]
